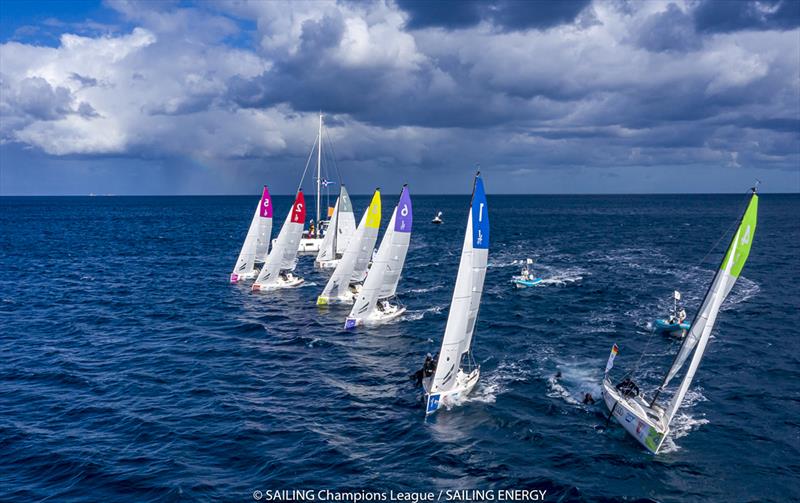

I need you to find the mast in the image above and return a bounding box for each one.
[316,112,323,237]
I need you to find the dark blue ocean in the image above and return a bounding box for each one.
[1,193,798,502]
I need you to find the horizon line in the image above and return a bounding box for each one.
[1,191,794,197]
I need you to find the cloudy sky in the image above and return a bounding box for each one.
[1,0,798,195]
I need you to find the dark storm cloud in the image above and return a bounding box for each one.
[13,76,74,120]
[693,0,800,33]
[396,0,591,31]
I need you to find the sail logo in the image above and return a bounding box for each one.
[427,394,440,413]
[741,225,751,245]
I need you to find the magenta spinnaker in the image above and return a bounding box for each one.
[394,185,412,233]
[259,185,273,218]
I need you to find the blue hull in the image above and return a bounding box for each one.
[654,319,690,333]
[513,278,543,288]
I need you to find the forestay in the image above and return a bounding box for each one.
[429,175,489,395]
[230,186,273,283]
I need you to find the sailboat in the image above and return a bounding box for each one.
[602,187,758,453]
[252,190,307,291]
[653,290,690,337]
[314,185,357,269]
[298,113,335,254]
[230,185,273,283]
[423,173,489,415]
[511,258,542,288]
[316,189,381,305]
[344,185,412,328]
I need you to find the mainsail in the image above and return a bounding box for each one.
[253,190,306,290]
[315,186,356,264]
[230,185,273,283]
[317,190,381,304]
[659,192,759,391]
[347,186,412,323]
[429,175,489,395]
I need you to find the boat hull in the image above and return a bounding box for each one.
[602,378,669,454]
[512,278,542,288]
[252,275,304,291]
[230,270,258,283]
[314,259,339,270]
[654,319,690,337]
[423,367,480,416]
[344,305,407,329]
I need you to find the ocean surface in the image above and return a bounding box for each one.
[1,193,798,502]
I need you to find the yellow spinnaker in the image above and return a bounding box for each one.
[365,190,381,229]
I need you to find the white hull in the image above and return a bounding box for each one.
[252,273,305,292]
[345,304,406,329]
[230,270,258,283]
[273,237,323,254]
[423,367,480,415]
[317,284,361,305]
[314,258,340,270]
[602,378,669,454]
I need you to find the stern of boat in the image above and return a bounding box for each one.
[602,378,669,454]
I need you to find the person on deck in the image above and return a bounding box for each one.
[413,354,435,387]
[616,377,640,398]
[678,308,687,323]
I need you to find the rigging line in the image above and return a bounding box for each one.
[324,125,344,185]
[297,135,319,195]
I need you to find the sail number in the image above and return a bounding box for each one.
[478,202,484,222]
[401,204,409,217]
[295,203,303,213]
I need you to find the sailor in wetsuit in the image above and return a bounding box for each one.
[616,377,640,398]
[412,353,436,386]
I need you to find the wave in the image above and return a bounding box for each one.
[403,285,445,294]
[402,305,445,322]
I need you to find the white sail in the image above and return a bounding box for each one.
[317,190,381,304]
[378,203,411,299]
[315,186,356,264]
[662,194,759,388]
[315,197,340,263]
[348,212,396,320]
[231,186,272,283]
[429,176,489,395]
[253,190,306,290]
[335,186,356,255]
[666,231,738,422]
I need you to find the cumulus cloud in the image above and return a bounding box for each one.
[0,0,797,194]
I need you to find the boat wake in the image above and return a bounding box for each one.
[403,305,445,322]
[722,276,760,311]
[403,285,445,294]
[467,360,535,406]
[659,388,709,453]
[546,359,603,406]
